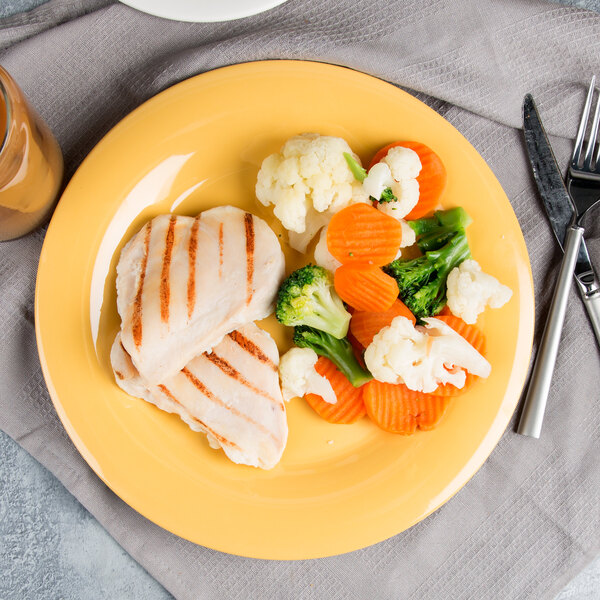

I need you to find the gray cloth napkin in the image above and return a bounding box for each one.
[1,1,600,599]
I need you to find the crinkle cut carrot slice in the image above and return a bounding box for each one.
[363,380,451,434]
[305,357,366,424]
[350,299,416,348]
[334,264,399,312]
[326,203,403,266]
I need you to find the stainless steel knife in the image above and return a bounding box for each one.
[523,97,600,346]
[518,95,584,438]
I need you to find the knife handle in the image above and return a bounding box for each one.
[518,224,584,438]
[575,272,600,346]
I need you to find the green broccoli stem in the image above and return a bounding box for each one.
[408,208,473,252]
[405,230,471,319]
[385,230,471,319]
[343,152,367,182]
[427,229,471,277]
[293,326,373,388]
[417,225,459,252]
[408,207,472,236]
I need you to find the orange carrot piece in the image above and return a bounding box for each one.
[350,299,416,348]
[334,264,399,312]
[363,380,451,434]
[369,141,447,220]
[305,357,366,424]
[429,314,486,397]
[415,394,452,431]
[437,305,453,316]
[326,203,403,266]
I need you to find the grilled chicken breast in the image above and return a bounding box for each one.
[116,206,285,385]
[111,322,287,470]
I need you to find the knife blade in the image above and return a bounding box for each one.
[523,95,576,239]
[523,95,600,347]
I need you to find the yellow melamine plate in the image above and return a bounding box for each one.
[36,61,534,559]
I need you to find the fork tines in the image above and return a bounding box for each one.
[571,76,600,173]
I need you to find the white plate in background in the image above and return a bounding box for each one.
[119,0,288,22]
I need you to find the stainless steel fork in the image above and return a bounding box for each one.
[567,77,600,337]
[568,76,600,216]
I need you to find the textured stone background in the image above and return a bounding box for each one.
[1,1,600,599]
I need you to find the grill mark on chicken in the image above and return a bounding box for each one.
[181,366,279,441]
[187,215,200,319]
[218,222,224,279]
[244,213,254,305]
[160,215,177,323]
[132,221,152,348]
[157,383,241,450]
[227,330,277,372]
[203,352,284,410]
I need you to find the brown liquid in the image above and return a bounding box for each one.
[0,66,63,241]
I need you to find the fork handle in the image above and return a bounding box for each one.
[518,224,584,438]
[575,273,600,346]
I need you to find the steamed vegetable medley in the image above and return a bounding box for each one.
[256,134,512,435]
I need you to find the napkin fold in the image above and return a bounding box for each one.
[1,1,600,599]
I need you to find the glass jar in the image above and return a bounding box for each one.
[0,65,64,241]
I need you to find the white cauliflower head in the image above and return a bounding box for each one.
[399,219,416,249]
[314,225,342,273]
[364,316,490,393]
[446,259,512,325]
[256,133,364,238]
[363,145,422,220]
[391,220,417,260]
[279,347,337,404]
[383,146,422,181]
[376,178,420,221]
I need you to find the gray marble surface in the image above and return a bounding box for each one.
[0,431,171,599]
[1,1,600,599]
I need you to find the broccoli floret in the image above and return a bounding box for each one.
[384,230,471,319]
[383,255,437,299]
[293,326,373,388]
[408,207,473,252]
[377,187,398,203]
[276,265,351,339]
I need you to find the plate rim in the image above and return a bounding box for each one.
[118,0,288,22]
[35,59,535,559]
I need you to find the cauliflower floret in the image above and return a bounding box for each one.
[376,178,420,220]
[383,146,422,181]
[363,146,421,221]
[256,133,363,237]
[314,226,342,273]
[364,316,490,393]
[287,209,331,254]
[446,259,513,325]
[279,347,337,404]
[391,220,417,260]
[399,219,416,248]
[363,162,394,200]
